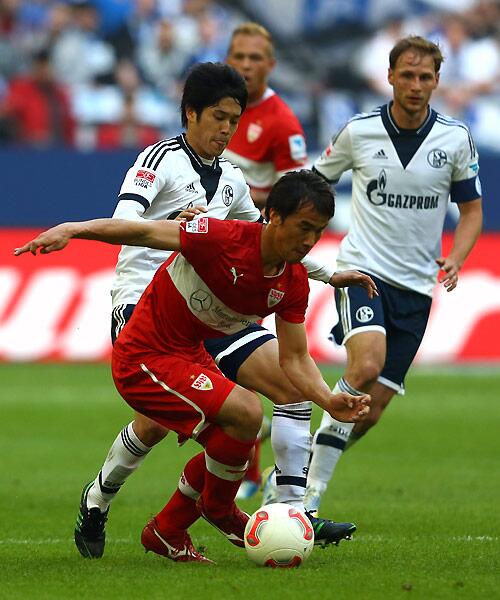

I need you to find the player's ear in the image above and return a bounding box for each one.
[387,68,394,87]
[185,106,198,125]
[268,208,283,226]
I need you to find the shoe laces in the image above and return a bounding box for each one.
[83,507,108,537]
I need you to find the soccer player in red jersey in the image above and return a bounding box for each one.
[16,171,370,563]
[225,23,308,211]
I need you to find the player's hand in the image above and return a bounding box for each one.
[175,205,207,222]
[436,256,461,292]
[325,391,371,422]
[329,270,379,299]
[14,223,74,256]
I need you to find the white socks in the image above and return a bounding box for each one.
[86,422,151,512]
[271,401,312,509]
[305,378,362,508]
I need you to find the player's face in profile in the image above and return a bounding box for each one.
[227,34,275,102]
[271,202,330,263]
[185,97,242,159]
[388,50,439,118]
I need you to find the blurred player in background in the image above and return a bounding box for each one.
[15,171,371,564]
[61,61,375,559]
[224,22,307,211]
[301,36,483,514]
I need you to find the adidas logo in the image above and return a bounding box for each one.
[373,149,388,159]
[185,182,196,193]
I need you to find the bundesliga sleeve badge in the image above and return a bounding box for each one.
[288,134,307,161]
[185,217,209,233]
[134,169,156,189]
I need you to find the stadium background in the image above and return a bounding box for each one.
[1,0,499,364]
[1,2,499,597]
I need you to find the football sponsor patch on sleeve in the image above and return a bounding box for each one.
[185,217,209,233]
[288,134,307,162]
[134,169,156,189]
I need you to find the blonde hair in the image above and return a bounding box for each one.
[229,22,274,57]
[389,36,444,73]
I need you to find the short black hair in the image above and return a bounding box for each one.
[265,170,335,222]
[180,62,248,127]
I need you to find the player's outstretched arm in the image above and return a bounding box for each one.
[436,198,482,292]
[275,316,370,422]
[14,219,182,256]
[329,270,379,299]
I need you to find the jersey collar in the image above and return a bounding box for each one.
[381,102,437,169]
[248,87,275,108]
[381,102,436,137]
[178,134,219,170]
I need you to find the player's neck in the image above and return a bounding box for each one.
[390,101,429,130]
[261,227,285,276]
[248,84,268,105]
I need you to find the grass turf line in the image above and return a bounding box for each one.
[0,363,499,599]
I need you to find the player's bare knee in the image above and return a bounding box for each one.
[236,391,263,438]
[348,359,383,390]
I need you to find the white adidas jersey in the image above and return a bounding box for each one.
[111,134,261,307]
[314,103,482,296]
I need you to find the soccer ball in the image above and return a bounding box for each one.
[244,503,314,568]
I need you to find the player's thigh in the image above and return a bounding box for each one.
[344,330,386,384]
[380,286,432,395]
[204,325,304,405]
[215,384,263,440]
[332,278,387,383]
[112,352,236,440]
[236,338,304,405]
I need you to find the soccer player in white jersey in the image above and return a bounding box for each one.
[302,36,483,514]
[60,62,375,559]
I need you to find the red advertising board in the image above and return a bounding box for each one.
[1,230,499,362]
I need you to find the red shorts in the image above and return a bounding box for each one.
[112,351,236,440]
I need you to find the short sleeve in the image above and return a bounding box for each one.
[276,266,309,323]
[450,127,482,203]
[313,123,354,183]
[271,113,308,175]
[117,143,171,210]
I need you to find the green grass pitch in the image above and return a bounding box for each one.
[1,363,499,599]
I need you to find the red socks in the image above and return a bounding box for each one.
[201,427,255,519]
[154,426,256,532]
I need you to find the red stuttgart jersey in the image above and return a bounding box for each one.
[113,218,309,361]
[223,88,307,191]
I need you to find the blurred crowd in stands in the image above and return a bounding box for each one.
[0,0,499,151]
